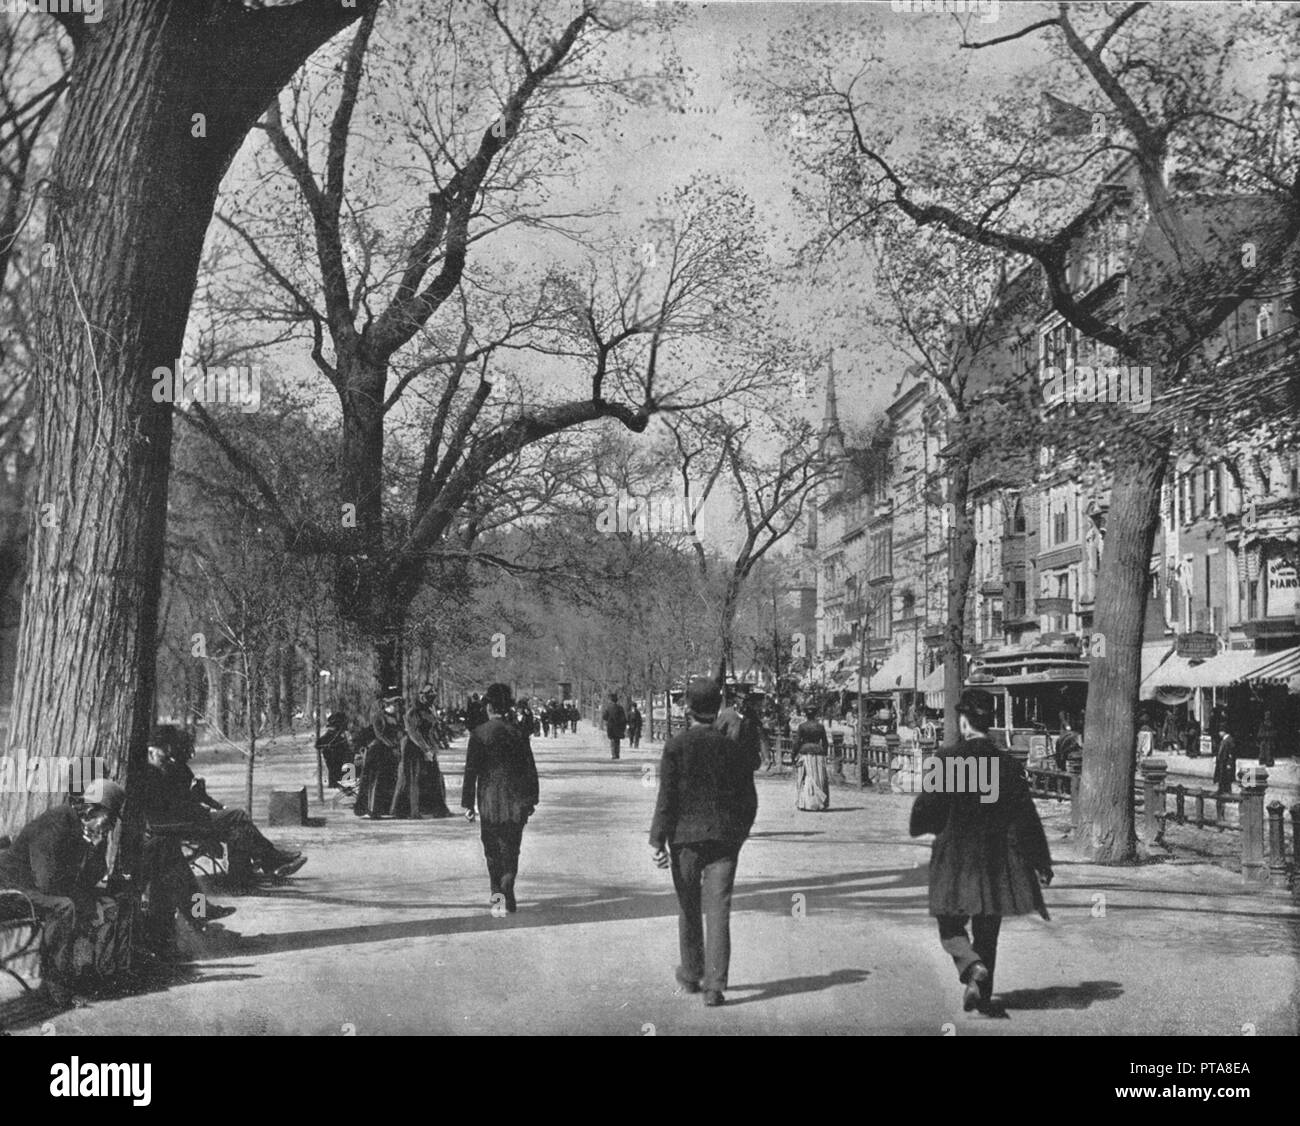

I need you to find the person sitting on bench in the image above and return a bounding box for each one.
[138,728,306,881]
[0,780,135,1004]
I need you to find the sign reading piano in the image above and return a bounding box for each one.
[1266,556,1299,618]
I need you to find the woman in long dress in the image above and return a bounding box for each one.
[795,708,830,811]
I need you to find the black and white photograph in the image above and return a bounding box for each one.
[0,0,1297,1074]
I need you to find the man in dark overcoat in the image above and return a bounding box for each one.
[649,677,759,1008]
[601,692,628,759]
[910,688,1053,1015]
[462,683,539,913]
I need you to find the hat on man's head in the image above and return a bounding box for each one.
[484,682,513,713]
[685,676,722,719]
[82,779,126,818]
[956,688,996,733]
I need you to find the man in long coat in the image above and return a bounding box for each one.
[462,683,539,913]
[649,677,759,1008]
[601,692,628,759]
[910,688,1053,1015]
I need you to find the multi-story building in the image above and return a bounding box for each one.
[812,153,1299,750]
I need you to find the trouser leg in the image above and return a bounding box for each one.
[480,824,503,895]
[938,914,985,983]
[669,844,704,986]
[26,892,79,981]
[210,808,280,870]
[700,844,739,993]
[970,915,1001,992]
[610,737,620,759]
[497,822,524,907]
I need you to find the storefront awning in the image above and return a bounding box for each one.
[1243,646,1300,685]
[920,665,945,709]
[863,648,916,692]
[1182,648,1286,688]
[1138,643,1175,701]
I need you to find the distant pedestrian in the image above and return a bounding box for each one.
[909,688,1053,1016]
[794,708,830,811]
[649,677,759,1007]
[462,683,539,914]
[1255,711,1276,768]
[628,702,643,748]
[316,711,352,788]
[1213,729,1238,793]
[602,692,628,760]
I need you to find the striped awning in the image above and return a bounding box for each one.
[1244,646,1300,685]
[1182,647,1290,688]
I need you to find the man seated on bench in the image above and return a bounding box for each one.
[139,727,307,882]
[0,781,135,1005]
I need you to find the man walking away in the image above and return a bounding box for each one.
[627,702,643,748]
[910,688,1053,1016]
[462,683,539,913]
[649,677,759,1007]
[316,711,352,788]
[602,692,628,760]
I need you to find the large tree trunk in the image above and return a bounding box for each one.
[0,2,373,838]
[943,459,975,744]
[1077,443,1168,862]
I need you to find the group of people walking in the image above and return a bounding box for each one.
[0,675,1055,1021]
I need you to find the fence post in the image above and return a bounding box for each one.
[1239,767,1268,884]
[1267,800,1288,889]
[1139,758,1167,847]
[1291,804,1300,898]
[857,726,868,789]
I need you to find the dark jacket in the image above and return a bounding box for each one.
[909,737,1052,920]
[601,701,627,738]
[404,702,439,756]
[134,761,210,826]
[794,719,829,756]
[462,717,539,824]
[0,805,107,898]
[649,721,759,849]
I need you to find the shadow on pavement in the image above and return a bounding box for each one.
[193,866,933,961]
[997,979,1124,1011]
[724,967,872,1006]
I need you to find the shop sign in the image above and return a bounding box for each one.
[1176,631,1219,659]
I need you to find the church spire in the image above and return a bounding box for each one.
[821,353,845,459]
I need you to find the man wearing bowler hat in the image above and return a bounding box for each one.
[649,676,759,1007]
[909,687,1053,1015]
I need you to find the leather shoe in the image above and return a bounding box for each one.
[703,990,725,1007]
[963,963,990,1012]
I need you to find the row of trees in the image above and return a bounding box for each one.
[754,1,1300,860]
